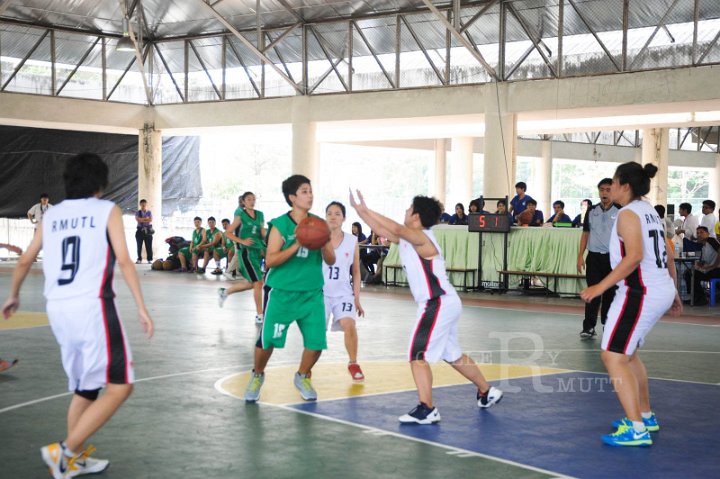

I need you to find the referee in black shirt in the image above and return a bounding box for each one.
[577,178,620,338]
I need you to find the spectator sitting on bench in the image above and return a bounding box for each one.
[675,202,701,253]
[449,203,468,225]
[683,226,720,306]
[546,200,572,225]
[495,199,514,224]
[572,199,592,228]
[516,199,544,227]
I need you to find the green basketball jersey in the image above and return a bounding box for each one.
[191,228,204,247]
[223,233,233,250]
[206,227,221,246]
[265,212,323,291]
[234,207,265,251]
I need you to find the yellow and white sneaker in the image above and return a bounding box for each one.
[68,445,110,477]
[41,442,71,479]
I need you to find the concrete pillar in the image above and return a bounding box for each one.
[641,128,669,206]
[138,123,162,258]
[536,139,553,214]
[433,139,447,205]
[291,98,319,182]
[450,136,474,208]
[483,87,516,201]
[710,153,720,209]
[633,147,642,165]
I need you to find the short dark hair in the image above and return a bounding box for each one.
[63,153,109,199]
[40,193,49,199]
[515,182,527,191]
[679,202,692,214]
[614,162,657,198]
[497,199,507,207]
[553,200,565,209]
[326,201,346,217]
[411,195,442,228]
[208,216,216,222]
[193,216,202,222]
[697,226,709,233]
[242,191,255,200]
[282,175,311,207]
[598,178,612,188]
[221,218,230,224]
[139,199,147,204]
[527,199,537,206]
[654,205,666,218]
[703,200,716,210]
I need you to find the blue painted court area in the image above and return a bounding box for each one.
[291,372,719,478]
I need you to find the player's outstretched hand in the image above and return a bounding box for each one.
[139,308,154,339]
[349,188,367,212]
[2,297,19,320]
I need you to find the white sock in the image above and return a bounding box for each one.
[641,411,653,419]
[632,421,646,433]
[61,442,76,457]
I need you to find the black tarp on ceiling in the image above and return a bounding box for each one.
[0,125,202,217]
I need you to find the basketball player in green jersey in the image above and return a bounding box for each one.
[178,217,207,273]
[244,175,335,402]
[200,217,224,275]
[218,192,266,323]
[220,218,236,276]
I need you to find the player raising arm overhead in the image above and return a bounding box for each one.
[349,189,502,424]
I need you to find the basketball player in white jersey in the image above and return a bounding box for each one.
[323,201,366,382]
[3,153,154,477]
[581,162,682,447]
[349,191,502,424]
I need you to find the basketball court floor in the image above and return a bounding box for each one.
[1,264,719,478]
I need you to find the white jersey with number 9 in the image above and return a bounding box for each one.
[42,197,116,301]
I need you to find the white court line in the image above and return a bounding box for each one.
[271,402,574,479]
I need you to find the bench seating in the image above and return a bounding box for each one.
[498,270,586,296]
[384,265,476,292]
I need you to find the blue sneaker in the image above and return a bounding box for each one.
[602,419,652,447]
[244,371,264,403]
[612,413,659,432]
[294,372,317,401]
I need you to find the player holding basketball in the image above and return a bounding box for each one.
[581,162,682,447]
[2,153,154,477]
[349,190,502,424]
[218,192,266,324]
[323,201,366,382]
[244,175,335,402]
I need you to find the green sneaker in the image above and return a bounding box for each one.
[294,372,317,401]
[612,413,659,432]
[244,372,264,403]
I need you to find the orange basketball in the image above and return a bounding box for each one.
[295,216,331,250]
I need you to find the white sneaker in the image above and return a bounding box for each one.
[398,403,441,424]
[477,386,503,408]
[68,445,109,477]
[218,288,227,308]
